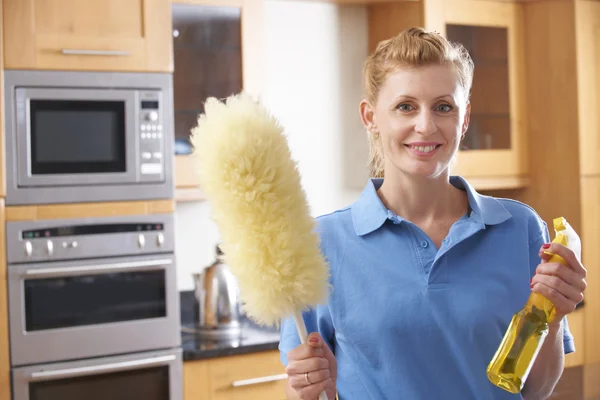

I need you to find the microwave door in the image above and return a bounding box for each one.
[15,88,139,187]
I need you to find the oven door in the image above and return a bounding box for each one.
[8,254,180,366]
[12,348,183,400]
[15,87,139,187]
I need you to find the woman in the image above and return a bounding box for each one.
[278,27,587,400]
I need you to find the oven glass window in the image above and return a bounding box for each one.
[30,366,169,400]
[30,100,126,174]
[24,271,166,331]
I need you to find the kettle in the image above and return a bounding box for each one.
[192,244,242,339]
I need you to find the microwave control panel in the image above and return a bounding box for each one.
[138,92,165,182]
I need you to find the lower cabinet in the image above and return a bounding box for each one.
[184,350,287,400]
[550,366,583,400]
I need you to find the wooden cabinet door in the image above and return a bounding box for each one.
[424,0,528,189]
[3,0,173,72]
[0,0,5,198]
[184,359,211,400]
[208,351,287,400]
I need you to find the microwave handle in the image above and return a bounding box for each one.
[24,258,172,278]
[28,355,177,382]
[61,49,130,56]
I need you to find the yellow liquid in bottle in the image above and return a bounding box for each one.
[487,291,557,393]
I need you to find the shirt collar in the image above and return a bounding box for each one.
[351,176,512,236]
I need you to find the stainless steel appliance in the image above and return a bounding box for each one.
[192,244,242,339]
[12,348,183,400]
[3,70,174,205]
[6,213,182,400]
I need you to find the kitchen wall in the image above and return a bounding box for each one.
[175,0,370,290]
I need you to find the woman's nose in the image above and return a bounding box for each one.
[414,111,437,136]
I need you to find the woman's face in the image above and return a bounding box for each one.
[361,64,470,179]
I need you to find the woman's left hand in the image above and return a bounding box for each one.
[531,242,587,325]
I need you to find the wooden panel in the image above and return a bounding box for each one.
[550,366,583,400]
[175,156,201,188]
[565,309,585,368]
[174,156,205,202]
[144,0,175,72]
[3,0,172,72]
[522,1,582,232]
[208,350,287,400]
[581,176,600,399]
[576,0,600,176]
[0,201,9,400]
[184,359,211,400]
[367,2,423,53]
[242,0,266,98]
[0,0,5,198]
[5,200,175,221]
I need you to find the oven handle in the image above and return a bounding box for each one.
[28,354,177,382]
[24,259,173,278]
[61,49,130,56]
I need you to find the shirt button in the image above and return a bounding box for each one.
[421,240,429,248]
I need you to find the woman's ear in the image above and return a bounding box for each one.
[359,99,377,132]
[462,102,471,137]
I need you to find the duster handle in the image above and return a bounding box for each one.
[293,311,330,400]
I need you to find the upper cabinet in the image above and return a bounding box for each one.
[427,0,528,189]
[368,0,528,190]
[171,0,263,201]
[2,0,173,72]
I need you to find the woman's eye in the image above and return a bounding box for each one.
[437,104,453,112]
[397,104,414,111]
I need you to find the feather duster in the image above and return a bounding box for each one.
[190,93,330,333]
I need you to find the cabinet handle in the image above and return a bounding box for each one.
[61,49,130,56]
[231,373,288,387]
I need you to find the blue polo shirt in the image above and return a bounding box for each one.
[279,176,575,400]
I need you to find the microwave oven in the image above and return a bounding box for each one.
[3,70,174,205]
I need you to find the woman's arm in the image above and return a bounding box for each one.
[521,321,564,400]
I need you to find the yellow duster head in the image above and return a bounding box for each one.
[190,93,330,326]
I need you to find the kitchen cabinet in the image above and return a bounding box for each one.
[171,0,264,202]
[368,0,528,190]
[184,350,287,400]
[2,0,173,72]
[0,0,4,198]
[550,366,583,400]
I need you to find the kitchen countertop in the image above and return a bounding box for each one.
[181,320,281,362]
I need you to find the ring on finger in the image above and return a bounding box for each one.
[305,372,311,385]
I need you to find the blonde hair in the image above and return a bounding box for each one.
[364,27,474,177]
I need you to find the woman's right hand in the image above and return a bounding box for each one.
[285,332,338,400]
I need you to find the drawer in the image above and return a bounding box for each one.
[209,350,287,400]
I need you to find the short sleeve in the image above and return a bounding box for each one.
[528,214,575,354]
[278,305,335,366]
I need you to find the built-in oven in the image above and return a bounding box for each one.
[6,214,181,367]
[12,347,183,400]
[3,70,174,205]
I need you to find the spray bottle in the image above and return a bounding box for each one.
[487,217,581,394]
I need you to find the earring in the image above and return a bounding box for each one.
[372,130,380,139]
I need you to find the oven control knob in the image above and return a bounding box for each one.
[46,240,54,256]
[146,111,158,122]
[138,234,146,248]
[24,241,33,257]
[156,233,164,247]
